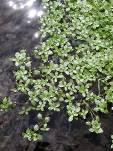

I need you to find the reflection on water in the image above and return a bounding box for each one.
[34,32,40,38]
[7,0,44,19]
[25,0,36,7]
[0,0,45,56]
[27,9,44,19]
[8,0,36,9]
[28,9,38,18]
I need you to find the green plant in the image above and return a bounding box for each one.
[23,114,50,141]
[111,135,113,149]
[12,0,113,145]
[0,97,13,111]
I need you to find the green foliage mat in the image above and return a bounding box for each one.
[12,0,113,144]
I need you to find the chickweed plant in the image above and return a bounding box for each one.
[0,97,13,111]
[12,0,113,146]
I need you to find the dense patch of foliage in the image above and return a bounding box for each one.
[12,0,113,144]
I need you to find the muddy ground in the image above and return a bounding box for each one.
[0,0,113,151]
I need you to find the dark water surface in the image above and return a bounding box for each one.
[0,0,113,151]
[0,0,42,57]
[0,1,42,151]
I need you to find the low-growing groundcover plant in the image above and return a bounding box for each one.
[11,0,113,147]
[0,97,13,111]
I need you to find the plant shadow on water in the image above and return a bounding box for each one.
[0,0,113,151]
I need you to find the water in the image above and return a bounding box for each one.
[0,1,44,150]
[0,1,113,151]
[0,0,44,57]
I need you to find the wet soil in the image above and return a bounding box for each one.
[0,1,113,151]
